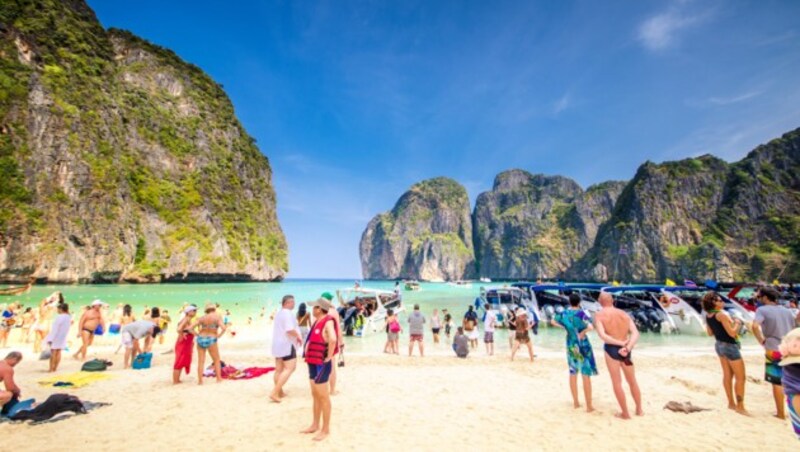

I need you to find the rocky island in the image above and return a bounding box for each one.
[361,128,800,282]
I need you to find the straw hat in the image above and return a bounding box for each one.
[779,327,800,366]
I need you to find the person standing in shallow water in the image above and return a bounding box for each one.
[431,309,441,344]
[408,304,426,357]
[551,294,597,412]
[702,292,748,414]
[594,292,643,420]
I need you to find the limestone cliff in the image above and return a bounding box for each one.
[0,0,287,283]
[575,129,800,282]
[359,177,475,281]
[575,156,729,281]
[472,170,623,280]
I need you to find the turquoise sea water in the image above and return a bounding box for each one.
[2,279,738,354]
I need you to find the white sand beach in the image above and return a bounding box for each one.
[1,324,798,451]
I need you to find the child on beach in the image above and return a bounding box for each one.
[443,309,452,338]
[384,309,401,354]
[552,294,597,412]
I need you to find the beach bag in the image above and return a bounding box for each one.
[81,359,110,372]
[39,346,52,361]
[389,320,401,333]
[132,352,152,370]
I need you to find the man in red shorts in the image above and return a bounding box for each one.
[407,304,426,357]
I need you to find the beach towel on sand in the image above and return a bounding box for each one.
[203,365,275,380]
[0,395,111,425]
[38,371,114,388]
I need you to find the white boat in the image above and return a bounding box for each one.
[447,280,473,289]
[479,277,492,283]
[479,287,541,328]
[334,287,403,336]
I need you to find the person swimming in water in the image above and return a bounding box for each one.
[193,303,226,384]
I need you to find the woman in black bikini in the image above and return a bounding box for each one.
[702,292,748,414]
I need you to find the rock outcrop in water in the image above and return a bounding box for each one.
[361,128,800,282]
[359,177,475,281]
[472,170,624,280]
[0,0,287,283]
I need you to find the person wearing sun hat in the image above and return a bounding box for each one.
[302,296,337,441]
[73,299,106,362]
[779,328,800,439]
[320,292,343,395]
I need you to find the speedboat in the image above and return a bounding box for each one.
[601,286,684,334]
[479,277,492,283]
[661,286,753,335]
[512,283,602,324]
[334,287,403,337]
[403,280,421,291]
[448,280,473,289]
[480,286,540,328]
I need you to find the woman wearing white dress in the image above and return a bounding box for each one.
[45,303,71,372]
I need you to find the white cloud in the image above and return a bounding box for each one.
[685,89,764,108]
[637,3,709,51]
[552,92,571,115]
[707,90,762,106]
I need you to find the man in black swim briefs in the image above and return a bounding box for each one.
[595,292,643,420]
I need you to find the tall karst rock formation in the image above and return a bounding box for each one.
[472,170,624,280]
[360,128,800,283]
[359,177,476,281]
[0,0,287,283]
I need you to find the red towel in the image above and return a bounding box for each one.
[222,367,275,380]
[173,333,194,374]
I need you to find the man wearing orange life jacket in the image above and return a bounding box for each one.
[300,297,337,442]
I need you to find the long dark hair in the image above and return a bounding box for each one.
[123,304,132,317]
[297,302,307,319]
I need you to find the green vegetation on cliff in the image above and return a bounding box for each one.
[0,0,287,283]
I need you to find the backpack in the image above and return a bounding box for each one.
[81,359,111,372]
[389,320,401,333]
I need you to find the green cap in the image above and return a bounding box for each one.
[321,292,334,301]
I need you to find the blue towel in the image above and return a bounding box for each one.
[2,398,35,418]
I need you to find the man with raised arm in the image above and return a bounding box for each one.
[594,292,643,420]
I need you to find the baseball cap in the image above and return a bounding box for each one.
[320,292,334,301]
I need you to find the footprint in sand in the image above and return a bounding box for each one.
[669,376,717,395]
[746,376,763,385]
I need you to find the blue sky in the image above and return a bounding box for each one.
[90,0,800,278]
